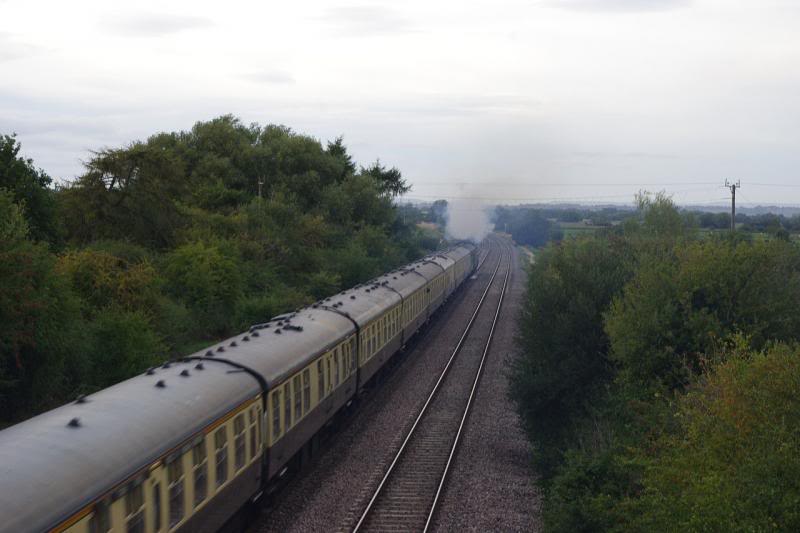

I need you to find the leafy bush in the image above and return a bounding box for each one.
[511,235,632,477]
[164,241,243,335]
[624,343,800,531]
[512,193,800,532]
[86,309,164,388]
[56,249,161,315]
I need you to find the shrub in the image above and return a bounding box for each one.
[624,343,800,531]
[163,241,243,335]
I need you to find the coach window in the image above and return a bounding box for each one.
[284,382,292,429]
[167,458,184,527]
[272,389,282,440]
[192,440,208,507]
[338,348,344,380]
[317,360,325,401]
[152,484,161,532]
[234,415,246,471]
[248,408,257,460]
[89,501,111,533]
[125,483,144,533]
[293,375,302,420]
[302,369,311,412]
[214,427,228,488]
[326,357,333,392]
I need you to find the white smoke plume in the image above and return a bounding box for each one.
[443,199,495,243]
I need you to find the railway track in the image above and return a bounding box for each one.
[350,237,511,532]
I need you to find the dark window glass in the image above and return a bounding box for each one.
[89,502,111,533]
[215,427,228,487]
[250,424,256,460]
[317,360,324,401]
[167,460,184,527]
[302,369,311,411]
[234,415,246,471]
[284,383,292,429]
[192,441,207,507]
[272,389,281,440]
[153,484,161,532]
[256,406,262,447]
[293,375,302,419]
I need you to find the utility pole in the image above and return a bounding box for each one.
[725,179,741,232]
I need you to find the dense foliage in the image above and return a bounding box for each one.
[511,192,800,531]
[493,206,563,246]
[0,119,440,425]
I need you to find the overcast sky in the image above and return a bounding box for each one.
[2,0,799,206]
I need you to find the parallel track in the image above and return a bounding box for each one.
[351,237,511,532]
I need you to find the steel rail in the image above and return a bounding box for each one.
[423,242,511,531]
[351,237,508,532]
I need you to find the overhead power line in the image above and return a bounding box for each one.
[411,181,721,188]
[400,186,724,204]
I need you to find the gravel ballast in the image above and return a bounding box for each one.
[250,237,540,532]
[430,243,541,532]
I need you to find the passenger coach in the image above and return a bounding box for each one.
[0,243,478,533]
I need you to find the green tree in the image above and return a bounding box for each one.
[0,190,84,421]
[61,141,187,247]
[625,343,800,532]
[606,238,800,392]
[0,135,60,244]
[361,160,411,197]
[164,241,243,335]
[511,234,633,476]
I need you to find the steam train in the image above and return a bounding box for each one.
[0,243,478,533]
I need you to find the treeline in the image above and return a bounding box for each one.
[512,193,800,531]
[692,210,800,235]
[493,207,564,246]
[0,117,441,425]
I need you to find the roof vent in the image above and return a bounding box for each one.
[350,295,356,300]
[155,380,166,388]
[205,350,214,357]
[162,362,171,369]
[75,394,88,404]
[195,363,205,370]
[180,369,190,377]
[366,289,371,293]
[252,331,260,337]
[230,341,237,347]
[146,368,156,375]
[275,329,282,334]
[217,346,225,353]
[242,336,250,342]
[67,417,81,428]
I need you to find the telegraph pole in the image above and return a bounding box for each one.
[725,179,741,232]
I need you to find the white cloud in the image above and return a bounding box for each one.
[104,12,213,37]
[0,32,41,62]
[0,0,799,204]
[545,0,691,13]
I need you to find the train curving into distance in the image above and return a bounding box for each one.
[0,243,478,533]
